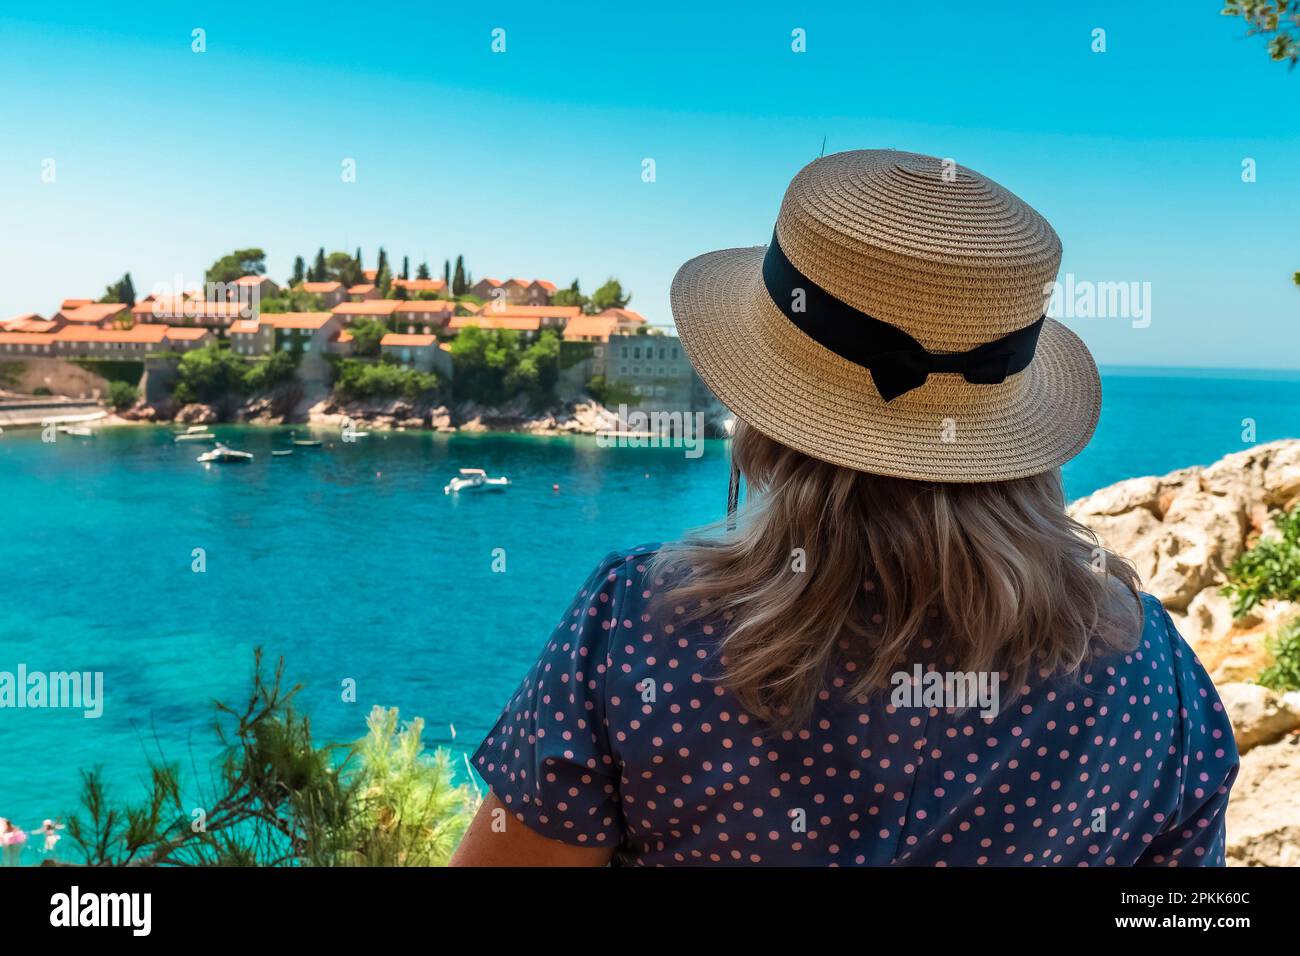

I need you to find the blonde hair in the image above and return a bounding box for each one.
[653,421,1142,730]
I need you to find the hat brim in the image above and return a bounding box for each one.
[671,245,1101,483]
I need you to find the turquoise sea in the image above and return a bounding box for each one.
[1,368,1298,862]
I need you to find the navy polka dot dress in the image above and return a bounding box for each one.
[473,546,1239,866]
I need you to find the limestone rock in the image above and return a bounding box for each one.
[1218,682,1300,753]
[175,403,218,425]
[1227,734,1300,866]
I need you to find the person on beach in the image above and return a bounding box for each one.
[452,150,1239,867]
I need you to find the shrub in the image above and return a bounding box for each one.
[334,358,438,401]
[63,651,479,867]
[1222,506,1300,617]
[244,350,298,393]
[172,343,248,403]
[1259,617,1300,693]
[106,381,139,409]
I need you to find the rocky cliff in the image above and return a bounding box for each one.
[1070,439,1300,866]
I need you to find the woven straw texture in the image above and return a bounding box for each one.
[670,149,1101,482]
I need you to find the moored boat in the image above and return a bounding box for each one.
[197,443,254,464]
[443,467,510,495]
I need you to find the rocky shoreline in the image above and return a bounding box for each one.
[1071,439,1300,866]
[117,388,626,436]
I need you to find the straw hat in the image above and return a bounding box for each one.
[671,149,1099,482]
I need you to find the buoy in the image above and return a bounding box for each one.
[552,483,560,493]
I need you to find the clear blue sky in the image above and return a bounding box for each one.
[0,2,1296,368]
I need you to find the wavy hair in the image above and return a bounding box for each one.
[652,421,1142,730]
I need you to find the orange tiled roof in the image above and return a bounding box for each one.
[0,332,57,345]
[479,305,582,320]
[597,307,647,324]
[533,279,557,291]
[562,314,620,342]
[394,300,455,315]
[332,300,403,316]
[3,315,56,333]
[392,278,446,292]
[335,330,354,344]
[301,281,344,293]
[163,326,212,340]
[380,333,438,347]
[259,312,335,330]
[62,303,128,323]
[348,283,376,294]
[233,274,273,286]
[362,269,378,282]
[229,319,261,335]
[449,315,542,333]
[60,298,94,310]
[54,324,169,344]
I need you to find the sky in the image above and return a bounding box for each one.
[0,2,1296,369]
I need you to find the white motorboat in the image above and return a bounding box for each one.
[175,425,216,443]
[59,425,94,437]
[197,443,254,464]
[443,467,510,495]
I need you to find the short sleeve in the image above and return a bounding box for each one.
[1138,600,1240,866]
[471,551,626,847]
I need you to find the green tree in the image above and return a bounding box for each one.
[401,255,410,280]
[206,248,267,286]
[100,272,136,306]
[244,350,299,392]
[106,380,139,409]
[311,248,328,282]
[290,256,306,287]
[1224,1,1300,67]
[349,317,389,357]
[443,259,451,288]
[259,289,326,314]
[173,343,249,404]
[551,278,588,310]
[590,278,631,313]
[376,247,389,282]
[452,255,467,296]
[416,261,431,280]
[326,251,363,287]
[63,651,477,867]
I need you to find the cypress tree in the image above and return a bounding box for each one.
[452,255,466,296]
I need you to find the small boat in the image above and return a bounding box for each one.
[174,425,216,443]
[59,425,94,437]
[197,443,254,464]
[292,439,322,447]
[272,449,294,457]
[444,467,510,495]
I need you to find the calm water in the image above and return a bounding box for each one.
[1,369,1298,861]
